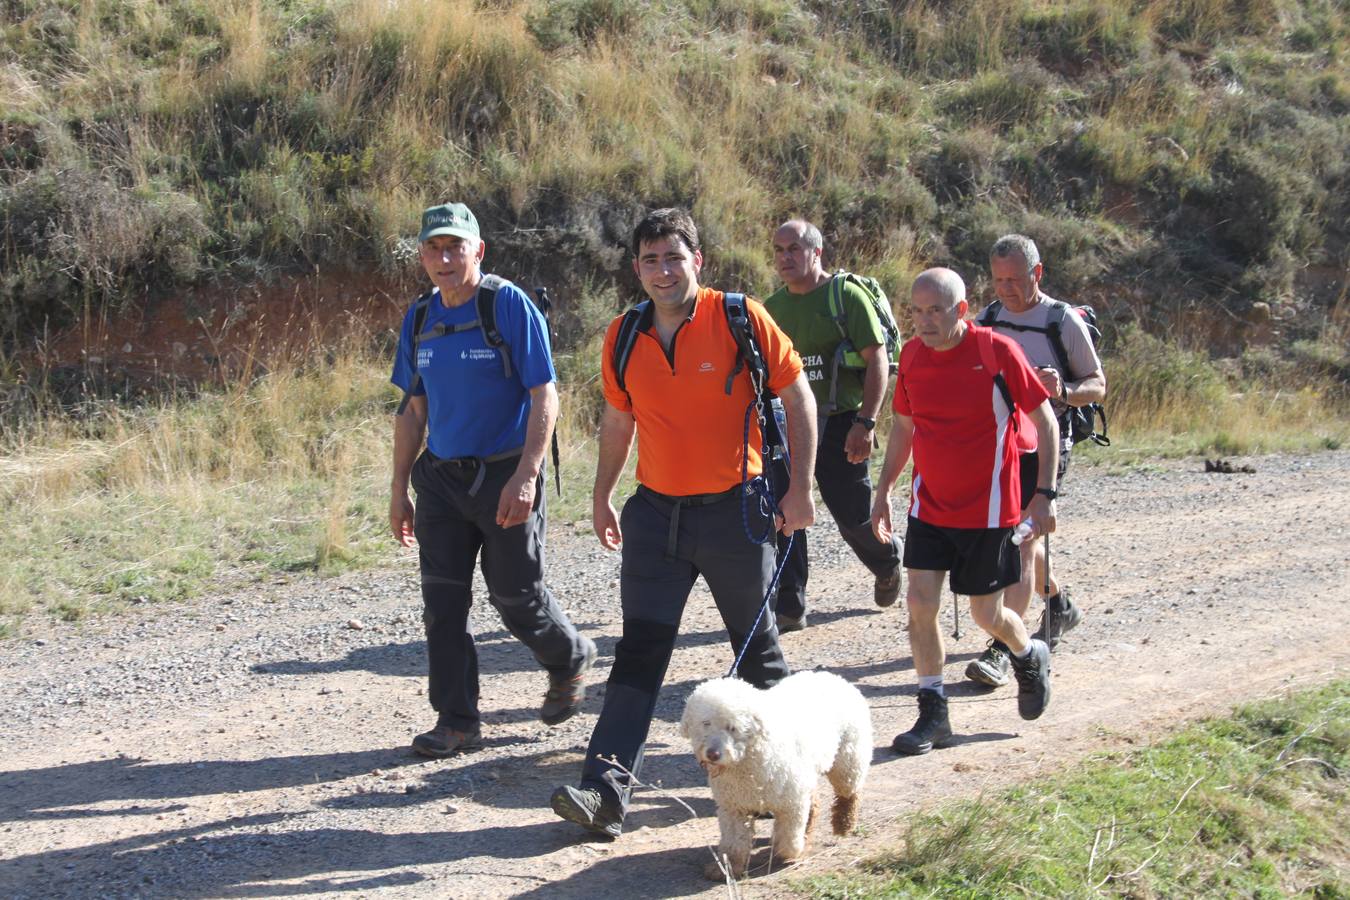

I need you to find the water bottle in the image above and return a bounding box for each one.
[1010,519,1035,546]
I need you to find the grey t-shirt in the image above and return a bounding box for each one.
[979,293,1102,404]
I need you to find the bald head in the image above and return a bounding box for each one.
[911,267,966,306]
[909,268,969,351]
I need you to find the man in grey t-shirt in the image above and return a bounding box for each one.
[965,234,1106,689]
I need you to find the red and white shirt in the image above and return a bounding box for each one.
[893,325,1051,529]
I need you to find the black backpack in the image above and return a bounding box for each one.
[396,275,562,493]
[977,299,1110,448]
[611,293,789,483]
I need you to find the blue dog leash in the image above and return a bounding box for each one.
[728,393,794,679]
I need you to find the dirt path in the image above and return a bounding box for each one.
[3,452,1349,898]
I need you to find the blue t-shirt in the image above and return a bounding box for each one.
[391,280,556,459]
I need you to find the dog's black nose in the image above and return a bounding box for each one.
[705,749,721,763]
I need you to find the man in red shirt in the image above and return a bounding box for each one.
[870,268,1059,754]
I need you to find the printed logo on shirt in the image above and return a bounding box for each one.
[460,348,497,362]
[699,361,715,372]
[417,348,433,369]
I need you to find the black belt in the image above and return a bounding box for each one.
[428,447,523,497]
[638,484,744,561]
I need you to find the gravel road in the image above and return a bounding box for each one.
[3,451,1348,898]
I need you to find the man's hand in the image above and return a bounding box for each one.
[390,492,416,547]
[593,497,622,550]
[844,422,874,464]
[1036,366,1064,400]
[1024,494,1057,540]
[870,492,894,544]
[776,483,816,535]
[496,469,538,528]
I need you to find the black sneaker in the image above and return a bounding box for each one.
[411,724,482,758]
[890,688,954,755]
[1033,590,1083,651]
[550,785,623,838]
[776,613,807,633]
[965,640,1011,687]
[541,637,598,726]
[874,567,902,608]
[1010,638,1051,720]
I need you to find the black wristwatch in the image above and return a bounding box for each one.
[1035,487,1058,500]
[853,414,876,431]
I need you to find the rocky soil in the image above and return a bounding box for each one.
[3,451,1348,898]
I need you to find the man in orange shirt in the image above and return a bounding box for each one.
[551,208,818,838]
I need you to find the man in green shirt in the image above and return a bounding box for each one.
[764,219,902,631]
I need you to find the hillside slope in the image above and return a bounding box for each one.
[2,0,1347,353]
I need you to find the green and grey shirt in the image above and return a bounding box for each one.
[765,277,887,414]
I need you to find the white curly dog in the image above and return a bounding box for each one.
[680,670,872,880]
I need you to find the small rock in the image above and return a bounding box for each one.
[34,639,47,647]
[346,619,364,631]
[404,784,421,794]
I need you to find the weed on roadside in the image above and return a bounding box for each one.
[800,681,1349,898]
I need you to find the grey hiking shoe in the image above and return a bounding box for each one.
[541,637,597,726]
[1011,638,1052,720]
[411,724,482,758]
[965,640,1011,687]
[776,613,807,633]
[550,785,623,838]
[891,688,954,755]
[1033,590,1083,651]
[874,567,902,608]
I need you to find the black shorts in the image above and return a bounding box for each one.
[1019,449,1071,511]
[903,516,1020,596]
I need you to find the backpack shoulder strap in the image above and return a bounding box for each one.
[974,325,1016,419]
[475,274,512,378]
[973,324,1000,379]
[611,301,649,394]
[1040,299,1075,380]
[976,299,1002,326]
[396,290,437,416]
[826,272,850,342]
[723,292,768,396]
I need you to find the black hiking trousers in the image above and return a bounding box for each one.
[411,450,589,733]
[775,411,902,619]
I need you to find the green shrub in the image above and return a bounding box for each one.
[1019,2,1148,68]
[526,0,648,51]
[0,168,209,339]
[940,62,1055,129]
[1108,325,1229,427]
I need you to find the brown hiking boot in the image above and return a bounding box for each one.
[874,567,902,607]
[540,637,597,726]
[411,724,482,758]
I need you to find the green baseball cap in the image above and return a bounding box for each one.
[419,203,480,242]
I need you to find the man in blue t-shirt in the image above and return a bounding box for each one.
[390,203,595,757]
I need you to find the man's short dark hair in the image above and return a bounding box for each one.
[631,207,700,257]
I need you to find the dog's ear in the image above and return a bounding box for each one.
[735,708,766,745]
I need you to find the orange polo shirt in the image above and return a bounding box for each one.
[602,287,803,496]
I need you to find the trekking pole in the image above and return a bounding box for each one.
[951,589,963,639]
[1044,533,1051,597]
